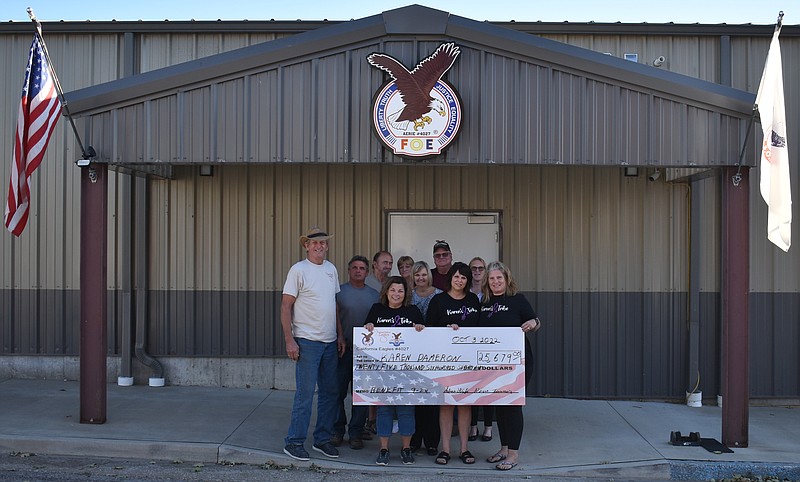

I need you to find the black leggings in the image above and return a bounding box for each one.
[470,405,494,427]
[411,405,440,449]
[496,339,534,450]
[495,405,524,450]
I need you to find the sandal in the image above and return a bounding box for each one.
[481,428,493,442]
[459,450,476,464]
[496,460,518,471]
[468,427,478,442]
[435,451,450,465]
[486,452,507,463]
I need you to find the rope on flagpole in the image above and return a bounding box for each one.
[27,8,95,161]
[733,110,756,187]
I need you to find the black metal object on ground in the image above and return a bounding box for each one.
[670,431,734,454]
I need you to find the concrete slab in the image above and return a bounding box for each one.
[1,378,798,478]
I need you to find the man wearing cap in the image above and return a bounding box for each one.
[365,250,393,292]
[281,227,345,461]
[431,240,453,291]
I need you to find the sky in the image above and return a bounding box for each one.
[0,0,791,25]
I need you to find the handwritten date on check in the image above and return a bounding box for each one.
[352,327,525,405]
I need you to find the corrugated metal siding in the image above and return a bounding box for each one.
[539,34,720,82]
[76,38,752,167]
[138,32,291,73]
[1,25,799,397]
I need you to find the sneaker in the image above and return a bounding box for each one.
[312,442,339,458]
[401,447,415,465]
[349,437,364,450]
[283,444,310,461]
[376,449,390,466]
[330,433,343,447]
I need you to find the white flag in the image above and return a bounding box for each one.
[756,22,791,252]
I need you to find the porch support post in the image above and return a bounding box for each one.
[721,166,749,447]
[80,163,108,424]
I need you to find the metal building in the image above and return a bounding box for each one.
[1,5,798,403]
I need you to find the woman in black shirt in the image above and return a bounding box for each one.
[426,262,480,465]
[479,261,541,471]
[363,276,425,467]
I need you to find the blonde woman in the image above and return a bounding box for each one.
[397,255,414,289]
[479,261,541,471]
[408,260,442,455]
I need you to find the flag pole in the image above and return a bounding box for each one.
[26,8,95,161]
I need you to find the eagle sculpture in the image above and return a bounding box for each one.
[368,43,460,131]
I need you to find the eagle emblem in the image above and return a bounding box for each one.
[361,331,374,346]
[389,332,404,347]
[369,43,463,158]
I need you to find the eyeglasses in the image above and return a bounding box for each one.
[470,266,485,272]
[433,252,451,259]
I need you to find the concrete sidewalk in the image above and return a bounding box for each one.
[1,378,799,480]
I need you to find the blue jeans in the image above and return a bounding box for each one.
[334,347,368,439]
[284,338,339,446]
[377,405,415,437]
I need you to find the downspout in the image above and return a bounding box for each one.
[118,31,137,387]
[135,175,165,387]
[687,181,702,405]
[118,174,134,386]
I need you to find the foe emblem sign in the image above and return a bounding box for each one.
[368,43,462,158]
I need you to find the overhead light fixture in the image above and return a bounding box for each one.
[648,170,662,182]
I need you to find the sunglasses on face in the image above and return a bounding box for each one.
[433,252,451,259]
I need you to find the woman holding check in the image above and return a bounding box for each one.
[363,276,425,467]
[425,262,481,465]
[479,261,541,471]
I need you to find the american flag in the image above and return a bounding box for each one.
[4,35,61,236]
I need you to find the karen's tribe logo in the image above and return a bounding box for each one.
[368,43,462,158]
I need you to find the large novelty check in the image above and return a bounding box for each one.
[352,326,525,405]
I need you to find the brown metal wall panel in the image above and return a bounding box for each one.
[215,79,246,163]
[250,70,280,162]
[540,34,720,83]
[139,32,286,73]
[316,53,351,162]
[750,293,800,397]
[545,290,685,398]
[184,88,212,164]
[283,62,314,163]
[149,96,178,163]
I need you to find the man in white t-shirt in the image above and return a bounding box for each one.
[281,227,345,461]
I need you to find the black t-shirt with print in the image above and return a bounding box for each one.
[364,303,424,327]
[426,291,481,327]
[478,293,537,327]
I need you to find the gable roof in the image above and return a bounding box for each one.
[65,4,756,167]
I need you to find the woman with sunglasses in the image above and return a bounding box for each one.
[467,257,494,443]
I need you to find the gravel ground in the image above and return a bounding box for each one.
[2,451,798,482]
